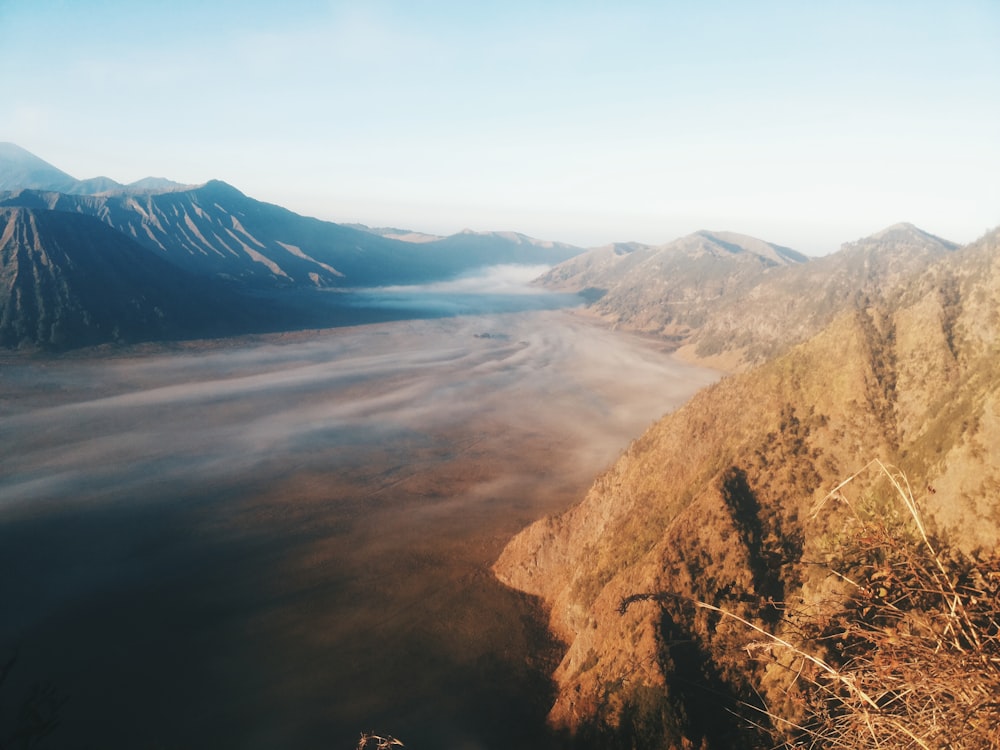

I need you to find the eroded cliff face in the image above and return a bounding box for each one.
[495,229,1000,747]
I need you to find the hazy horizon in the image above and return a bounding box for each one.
[2,2,997,255]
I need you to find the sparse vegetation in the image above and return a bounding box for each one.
[355,732,404,749]
[617,461,1000,748]
[706,462,998,748]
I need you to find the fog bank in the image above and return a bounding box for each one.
[0,310,719,748]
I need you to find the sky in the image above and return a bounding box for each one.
[1,0,998,254]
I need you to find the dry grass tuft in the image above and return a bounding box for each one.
[747,460,1000,748]
[621,460,1000,747]
[355,732,404,749]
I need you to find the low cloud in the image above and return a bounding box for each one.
[334,264,581,315]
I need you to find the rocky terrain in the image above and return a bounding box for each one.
[496,225,1000,747]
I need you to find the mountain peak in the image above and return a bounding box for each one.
[452,228,577,250]
[0,142,79,192]
[0,144,192,197]
[668,230,809,266]
[125,176,190,193]
[195,179,247,199]
[851,222,958,253]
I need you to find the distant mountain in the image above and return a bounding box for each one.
[675,222,960,368]
[0,181,412,287]
[0,144,595,348]
[0,144,587,289]
[351,224,585,261]
[542,225,958,370]
[0,207,270,348]
[542,231,807,291]
[537,240,649,287]
[539,231,808,357]
[124,176,189,192]
[0,142,80,193]
[0,181,586,288]
[347,224,444,243]
[495,225,1000,746]
[422,228,583,266]
[0,143,190,196]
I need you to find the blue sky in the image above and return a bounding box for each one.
[2,0,998,253]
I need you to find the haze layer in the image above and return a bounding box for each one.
[0,310,718,749]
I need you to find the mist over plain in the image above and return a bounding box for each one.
[0,274,720,748]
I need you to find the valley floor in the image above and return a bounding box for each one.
[0,310,719,750]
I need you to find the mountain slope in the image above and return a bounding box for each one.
[539,231,809,351]
[0,182,404,287]
[0,142,80,193]
[542,225,957,371]
[540,230,807,293]
[0,182,584,288]
[678,222,960,367]
[0,143,189,195]
[0,144,589,289]
[0,207,268,348]
[495,226,1000,747]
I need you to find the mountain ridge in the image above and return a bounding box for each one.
[0,142,188,195]
[0,181,583,291]
[0,206,272,348]
[495,224,1000,746]
[541,224,959,371]
[0,145,586,301]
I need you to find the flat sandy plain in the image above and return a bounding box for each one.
[0,309,719,749]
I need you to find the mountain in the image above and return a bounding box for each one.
[0,142,80,193]
[0,181,434,287]
[347,224,444,243]
[124,176,188,192]
[494,225,1000,746]
[0,207,271,348]
[0,145,587,291]
[0,185,585,290]
[420,229,583,266]
[0,144,594,348]
[349,224,586,261]
[0,143,187,195]
[541,226,958,371]
[673,222,960,368]
[540,230,807,291]
[539,231,808,351]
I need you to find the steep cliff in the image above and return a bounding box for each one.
[496,227,1000,747]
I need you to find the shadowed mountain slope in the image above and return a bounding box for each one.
[0,145,592,349]
[0,182,435,288]
[0,183,584,289]
[0,207,270,348]
[0,145,586,290]
[495,225,1000,747]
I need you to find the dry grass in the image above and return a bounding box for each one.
[355,732,404,749]
[742,460,1000,748]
